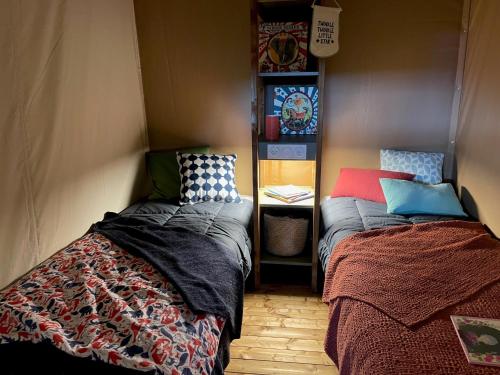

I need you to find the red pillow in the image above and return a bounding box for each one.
[331,168,415,203]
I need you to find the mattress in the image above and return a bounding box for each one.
[319,197,454,270]
[122,198,253,278]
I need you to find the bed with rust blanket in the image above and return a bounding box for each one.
[323,220,500,375]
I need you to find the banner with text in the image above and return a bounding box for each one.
[310,4,342,58]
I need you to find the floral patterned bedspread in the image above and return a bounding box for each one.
[0,233,224,375]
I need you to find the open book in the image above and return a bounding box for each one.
[450,315,500,367]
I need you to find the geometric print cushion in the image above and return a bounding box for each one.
[177,153,242,205]
[380,149,445,184]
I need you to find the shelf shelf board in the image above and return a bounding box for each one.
[261,251,312,267]
[259,187,314,208]
[257,0,311,3]
[258,71,320,78]
[258,134,317,160]
[259,134,317,144]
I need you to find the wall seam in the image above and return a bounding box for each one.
[13,1,43,266]
[446,0,472,181]
[130,0,150,152]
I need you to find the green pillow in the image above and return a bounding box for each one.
[147,146,209,200]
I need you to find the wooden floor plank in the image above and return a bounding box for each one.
[232,335,325,352]
[251,284,320,296]
[244,299,327,311]
[244,294,323,303]
[244,307,328,320]
[230,284,338,374]
[232,346,333,365]
[243,315,329,329]
[226,359,336,375]
[241,325,326,341]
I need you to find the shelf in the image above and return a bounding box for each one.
[258,0,312,4]
[261,251,312,267]
[257,0,314,22]
[251,0,325,291]
[259,134,317,143]
[259,187,314,208]
[258,71,320,78]
[258,135,317,160]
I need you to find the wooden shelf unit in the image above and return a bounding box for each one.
[250,0,325,291]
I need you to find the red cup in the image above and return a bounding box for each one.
[265,115,280,141]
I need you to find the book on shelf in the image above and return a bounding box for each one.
[264,185,314,204]
[265,184,310,198]
[450,315,500,367]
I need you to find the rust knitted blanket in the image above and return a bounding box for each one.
[323,220,500,328]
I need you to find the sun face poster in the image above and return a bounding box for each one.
[273,86,318,135]
[258,22,308,72]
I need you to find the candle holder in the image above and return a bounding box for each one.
[265,115,280,141]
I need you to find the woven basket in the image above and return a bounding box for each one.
[264,214,308,256]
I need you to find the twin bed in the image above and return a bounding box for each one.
[319,197,500,374]
[0,198,253,375]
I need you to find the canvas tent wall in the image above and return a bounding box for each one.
[0,0,148,288]
[456,0,500,237]
[134,0,464,196]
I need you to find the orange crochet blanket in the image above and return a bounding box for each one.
[323,220,500,327]
[322,221,500,374]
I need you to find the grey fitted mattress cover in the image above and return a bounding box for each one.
[121,198,253,278]
[319,197,457,270]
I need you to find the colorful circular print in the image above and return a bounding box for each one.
[281,92,313,131]
[267,31,299,66]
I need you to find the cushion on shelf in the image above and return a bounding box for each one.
[177,153,241,205]
[380,149,445,184]
[331,168,415,203]
[147,146,209,200]
[380,178,467,217]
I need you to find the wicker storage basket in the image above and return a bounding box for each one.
[264,214,308,256]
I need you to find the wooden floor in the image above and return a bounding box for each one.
[226,285,339,375]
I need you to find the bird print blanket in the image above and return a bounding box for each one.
[0,233,224,375]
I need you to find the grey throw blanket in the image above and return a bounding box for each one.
[91,212,244,342]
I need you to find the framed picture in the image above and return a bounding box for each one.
[258,22,308,72]
[273,85,319,135]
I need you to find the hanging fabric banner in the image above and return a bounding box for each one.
[309,1,342,58]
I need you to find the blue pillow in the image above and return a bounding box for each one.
[380,149,444,184]
[380,179,467,217]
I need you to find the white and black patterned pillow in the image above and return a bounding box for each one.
[177,153,242,205]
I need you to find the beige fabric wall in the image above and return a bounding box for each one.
[321,0,463,194]
[0,0,148,288]
[134,0,252,194]
[135,0,462,197]
[456,0,500,237]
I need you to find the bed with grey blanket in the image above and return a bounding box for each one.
[319,197,454,270]
[121,198,253,278]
